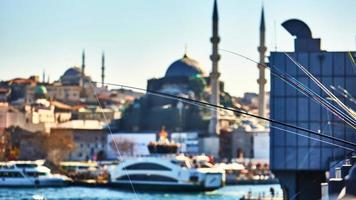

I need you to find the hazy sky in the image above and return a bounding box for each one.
[0,0,355,96]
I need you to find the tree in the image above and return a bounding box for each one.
[42,132,75,165]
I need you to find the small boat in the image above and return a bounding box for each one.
[109,128,225,192]
[0,160,71,187]
[60,161,109,184]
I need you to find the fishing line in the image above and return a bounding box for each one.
[285,76,356,128]
[284,53,356,120]
[89,83,139,199]
[270,125,354,152]
[91,81,356,149]
[331,85,356,104]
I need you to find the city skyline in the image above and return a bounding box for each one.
[0,0,355,96]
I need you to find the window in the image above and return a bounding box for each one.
[15,164,37,168]
[25,172,47,177]
[0,171,24,178]
[123,163,171,171]
[116,174,177,182]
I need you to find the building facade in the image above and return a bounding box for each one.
[52,120,107,161]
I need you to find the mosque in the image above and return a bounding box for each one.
[115,0,239,138]
[117,52,235,133]
[112,0,269,157]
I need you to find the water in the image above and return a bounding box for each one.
[0,184,282,200]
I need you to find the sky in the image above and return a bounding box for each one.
[0,0,355,97]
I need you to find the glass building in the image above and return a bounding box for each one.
[269,19,356,199]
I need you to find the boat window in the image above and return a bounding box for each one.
[0,164,14,169]
[25,172,47,177]
[123,163,171,171]
[116,174,178,182]
[0,171,24,178]
[78,166,90,170]
[15,164,37,168]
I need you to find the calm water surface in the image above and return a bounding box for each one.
[0,184,282,200]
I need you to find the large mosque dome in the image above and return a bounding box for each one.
[63,67,82,77]
[165,54,205,77]
[60,66,91,86]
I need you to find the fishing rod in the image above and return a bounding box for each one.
[220,49,356,128]
[284,53,356,120]
[92,81,356,149]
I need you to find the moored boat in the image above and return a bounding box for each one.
[0,160,71,187]
[109,128,225,192]
[109,154,225,192]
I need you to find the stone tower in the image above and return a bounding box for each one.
[257,7,267,117]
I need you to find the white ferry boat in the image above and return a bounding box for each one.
[109,129,225,192]
[109,154,225,191]
[0,160,71,187]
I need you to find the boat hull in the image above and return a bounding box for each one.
[0,178,70,187]
[109,182,221,192]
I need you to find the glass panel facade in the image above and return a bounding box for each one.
[333,53,345,76]
[269,51,356,171]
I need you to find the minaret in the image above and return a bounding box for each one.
[81,50,86,87]
[257,7,267,118]
[208,0,221,136]
[101,52,105,87]
[80,50,87,99]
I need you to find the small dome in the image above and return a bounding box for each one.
[34,85,47,95]
[165,54,204,77]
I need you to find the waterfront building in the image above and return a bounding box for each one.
[0,86,61,134]
[106,132,156,159]
[77,106,115,122]
[269,19,356,199]
[53,120,107,161]
[220,120,269,161]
